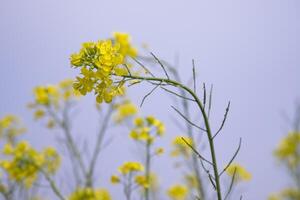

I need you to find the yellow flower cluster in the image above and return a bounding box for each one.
[0,115,26,144]
[167,184,188,200]
[70,33,137,104]
[118,161,144,175]
[31,79,80,106]
[29,79,80,128]
[68,187,111,200]
[129,116,165,143]
[268,188,300,200]
[170,136,192,157]
[274,131,300,168]
[226,163,252,182]
[111,161,146,187]
[0,141,60,188]
[113,100,138,123]
[113,32,137,58]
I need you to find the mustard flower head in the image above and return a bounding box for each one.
[118,161,144,175]
[31,79,80,107]
[29,79,80,128]
[226,163,252,182]
[0,141,60,188]
[134,175,150,188]
[0,115,26,144]
[68,187,111,200]
[274,131,300,169]
[113,32,137,58]
[167,184,188,200]
[130,116,165,143]
[170,136,192,157]
[70,33,138,104]
[113,100,138,123]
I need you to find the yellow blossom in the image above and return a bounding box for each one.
[171,136,192,157]
[118,161,144,175]
[70,33,139,104]
[34,109,45,120]
[226,163,252,182]
[129,116,165,143]
[0,141,60,188]
[68,187,111,200]
[113,32,137,58]
[135,175,149,188]
[113,100,138,123]
[155,147,164,155]
[110,175,120,184]
[274,131,300,168]
[167,184,188,200]
[0,115,26,144]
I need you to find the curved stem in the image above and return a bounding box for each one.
[86,104,113,187]
[120,75,222,200]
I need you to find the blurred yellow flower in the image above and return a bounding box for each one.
[130,116,165,143]
[167,184,188,200]
[155,147,164,155]
[113,100,138,123]
[118,161,144,175]
[0,141,60,188]
[0,115,26,144]
[274,131,300,168]
[226,163,252,182]
[68,187,111,200]
[110,175,120,184]
[113,32,137,58]
[135,175,149,188]
[170,136,192,157]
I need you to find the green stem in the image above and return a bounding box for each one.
[145,140,151,200]
[86,105,113,187]
[121,75,222,200]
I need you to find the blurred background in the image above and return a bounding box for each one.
[0,0,299,199]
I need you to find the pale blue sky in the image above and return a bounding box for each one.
[0,0,300,199]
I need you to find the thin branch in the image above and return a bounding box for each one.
[203,83,206,108]
[219,138,242,177]
[171,106,206,132]
[208,84,213,119]
[213,101,231,139]
[131,57,155,77]
[140,82,161,107]
[181,137,213,166]
[224,167,237,200]
[161,87,195,102]
[123,64,132,76]
[208,174,216,190]
[192,59,196,93]
[169,115,186,132]
[150,52,170,79]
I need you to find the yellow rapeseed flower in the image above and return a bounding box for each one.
[110,175,120,184]
[0,115,26,144]
[113,100,138,123]
[68,187,111,200]
[167,184,188,200]
[274,131,300,168]
[226,163,252,182]
[0,141,60,188]
[70,33,138,104]
[170,136,192,157]
[118,161,144,175]
[135,175,149,188]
